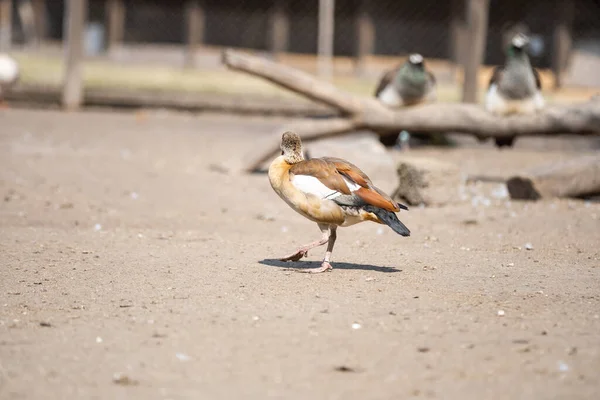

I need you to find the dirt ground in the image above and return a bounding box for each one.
[1,108,599,399]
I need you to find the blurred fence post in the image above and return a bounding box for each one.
[62,0,87,111]
[552,0,573,89]
[17,0,37,46]
[461,0,489,103]
[269,0,289,60]
[106,0,125,55]
[32,0,47,45]
[185,0,204,68]
[449,0,467,74]
[0,0,12,51]
[317,0,335,81]
[354,0,374,77]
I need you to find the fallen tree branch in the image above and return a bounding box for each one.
[222,49,600,172]
[222,49,376,115]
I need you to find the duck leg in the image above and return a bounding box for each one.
[297,226,337,274]
[280,224,330,262]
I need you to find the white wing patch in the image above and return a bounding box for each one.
[341,176,361,192]
[486,84,545,115]
[292,175,341,199]
[377,84,403,107]
[291,175,362,200]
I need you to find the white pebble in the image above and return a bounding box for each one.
[252,316,260,321]
[130,192,139,200]
[352,323,361,330]
[376,227,384,235]
[175,353,191,362]
[96,336,103,343]
[93,223,102,231]
[524,243,533,250]
[497,310,505,316]
[558,361,569,372]
[281,226,289,233]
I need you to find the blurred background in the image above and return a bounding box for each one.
[1,0,599,113]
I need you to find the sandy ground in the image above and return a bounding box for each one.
[1,108,599,399]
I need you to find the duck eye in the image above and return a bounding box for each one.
[281,150,284,155]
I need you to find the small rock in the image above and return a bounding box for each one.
[462,219,478,225]
[376,227,384,235]
[507,263,515,267]
[255,213,275,222]
[417,347,430,353]
[252,316,260,321]
[59,202,74,209]
[39,321,52,327]
[497,310,505,316]
[208,163,229,174]
[96,336,103,343]
[512,339,529,344]
[352,323,361,330]
[93,223,102,232]
[524,243,534,250]
[334,365,358,373]
[113,373,139,386]
[568,347,578,356]
[130,192,139,200]
[365,277,375,282]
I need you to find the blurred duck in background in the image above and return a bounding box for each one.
[374,54,437,149]
[485,33,544,148]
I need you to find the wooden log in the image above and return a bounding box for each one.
[392,156,463,206]
[268,0,289,59]
[0,0,12,51]
[461,0,489,103]
[507,154,600,200]
[222,49,368,115]
[221,49,600,173]
[62,0,87,111]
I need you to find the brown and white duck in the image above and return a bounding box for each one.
[268,131,410,273]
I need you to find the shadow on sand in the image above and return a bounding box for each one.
[259,259,401,273]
